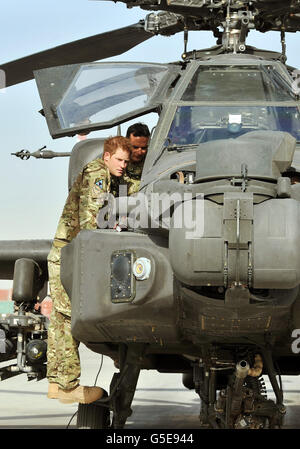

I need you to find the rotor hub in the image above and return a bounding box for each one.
[221,10,255,53]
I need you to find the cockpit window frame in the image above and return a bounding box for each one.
[180,64,297,102]
[34,62,181,139]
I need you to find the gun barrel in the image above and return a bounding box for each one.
[11,149,70,160]
[233,360,250,395]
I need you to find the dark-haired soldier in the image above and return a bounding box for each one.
[125,122,150,194]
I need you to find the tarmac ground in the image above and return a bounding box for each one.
[0,345,299,429]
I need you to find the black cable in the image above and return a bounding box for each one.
[65,354,104,429]
[66,410,78,429]
[94,355,104,387]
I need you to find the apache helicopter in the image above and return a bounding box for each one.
[1,0,300,429]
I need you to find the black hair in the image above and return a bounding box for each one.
[126,122,150,138]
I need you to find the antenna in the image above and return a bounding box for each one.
[182,22,189,60]
[280,28,287,63]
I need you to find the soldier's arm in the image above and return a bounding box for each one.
[123,162,143,196]
[127,178,141,196]
[122,173,141,196]
[48,172,82,262]
[79,167,108,230]
[53,172,82,244]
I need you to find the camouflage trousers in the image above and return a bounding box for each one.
[47,260,81,390]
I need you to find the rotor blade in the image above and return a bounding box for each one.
[0,21,152,88]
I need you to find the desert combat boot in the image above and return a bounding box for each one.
[47,383,59,399]
[57,385,104,404]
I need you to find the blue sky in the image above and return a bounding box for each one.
[0,0,299,247]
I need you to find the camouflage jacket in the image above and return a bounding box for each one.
[48,158,121,263]
[123,160,144,195]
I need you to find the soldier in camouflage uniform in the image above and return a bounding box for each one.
[47,136,132,404]
[123,123,150,194]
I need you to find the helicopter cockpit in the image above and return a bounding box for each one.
[166,63,300,146]
[167,104,300,145]
[34,57,300,146]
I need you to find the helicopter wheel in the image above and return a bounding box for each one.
[76,390,111,429]
[182,371,195,390]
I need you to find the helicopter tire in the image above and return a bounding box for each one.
[182,371,195,390]
[76,390,110,429]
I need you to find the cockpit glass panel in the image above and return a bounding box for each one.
[57,64,169,129]
[167,105,300,145]
[182,66,293,102]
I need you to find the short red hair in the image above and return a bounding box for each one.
[103,136,132,156]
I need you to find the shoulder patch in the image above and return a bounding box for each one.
[95,179,103,188]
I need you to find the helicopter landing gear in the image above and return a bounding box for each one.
[182,370,195,390]
[194,361,219,428]
[109,344,142,429]
[193,349,286,429]
[76,344,143,429]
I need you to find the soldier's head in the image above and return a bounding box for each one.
[126,122,150,164]
[103,136,132,177]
